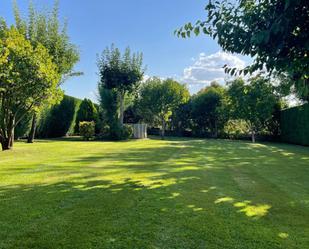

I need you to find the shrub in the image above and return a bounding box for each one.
[79,121,95,141]
[109,124,133,140]
[97,124,133,141]
[121,125,133,140]
[224,119,251,139]
[74,98,98,134]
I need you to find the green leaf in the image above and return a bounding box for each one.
[194,27,200,36]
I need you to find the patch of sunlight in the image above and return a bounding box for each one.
[171,166,200,172]
[234,200,251,207]
[172,193,180,198]
[215,197,234,204]
[161,208,168,212]
[281,152,295,156]
[201,186,217,193]
[82,185,111,191]
[238,204,271,218]
[278,233,289,239]
[164,192,181,199]
[214,196,271,218]
[73,184,85,189]
[238,162,251,166]
[60,189,71,193]
[187,204,204,212]
[110,188,122,192]
[193,207,203,211]
[250,143,267,148]
[133,188,143,191]
[88,170,180,190]
[147,178,177,189]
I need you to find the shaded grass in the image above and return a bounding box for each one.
[0,137,308,248]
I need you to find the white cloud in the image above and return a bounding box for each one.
[181,51,246,90]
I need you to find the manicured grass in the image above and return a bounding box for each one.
[0,137,308,249]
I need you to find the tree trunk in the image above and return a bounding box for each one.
[251,130,256,143]
[161,118,166,139]
[1,137,11,151]
[27,113,37,143]
[119,91,125,127]
[9,127,14,148]
[1,119,14,151]
[214,121,218,138]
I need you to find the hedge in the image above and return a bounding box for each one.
[36,95,82,138]
[15,111,32,139]
[280,103,309,146]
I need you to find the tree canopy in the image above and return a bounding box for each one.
[137,78,190,138]
[97,45,144,128]
[13,0,80,82]
[12,0,80,143]
[176,0,309,98]
[227,76,278,142]
[0,26,60,150]
[190,82,228,137]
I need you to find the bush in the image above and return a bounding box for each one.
[74,98,98,134]
[121,125,133,140]
[79,121,95,140]
[97,124,133,141]
[223,119,251,139]
[109,124,133,140]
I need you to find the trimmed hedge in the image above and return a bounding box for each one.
[281,103,309,146]
[36,95,81,138]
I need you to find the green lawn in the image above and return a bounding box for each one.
[0,137,308,249]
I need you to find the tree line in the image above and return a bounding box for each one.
[1,0,308,150]
[13,65,284,145]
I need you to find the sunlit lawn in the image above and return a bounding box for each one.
[0,137,308,249]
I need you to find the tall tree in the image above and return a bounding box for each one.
[227,76,278,142]
[0,26,60,150]
[98,88,120,139]
[13,0,80,143]
[137,78,190,138]
[170,102,192,136]
[97,45,144,127]
[176,0,309,99]
[190,82,228,137]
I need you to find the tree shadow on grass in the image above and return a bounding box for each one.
[0,179,284,249]
[1,138,309,248]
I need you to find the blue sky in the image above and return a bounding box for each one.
[1,0,250,101]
